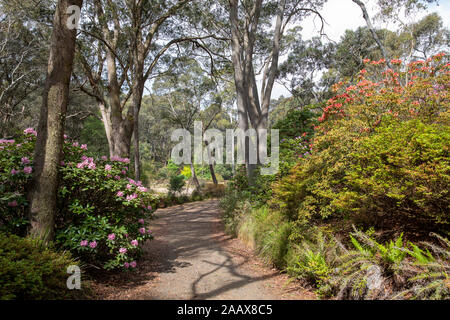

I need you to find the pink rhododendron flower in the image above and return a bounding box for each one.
[119,247,127,254]
[121,170,126,175]
[76,163,84,169]
[80,240,88,247]
[126,184,132,190]
[101,156,108,161]
[126,193,138,201]
[105,164,112,171]
[117,191,124,197]
[0,139,14,144]
[89,241,97,248]
[124,262,130,268]
[138,219,145,224]
[138,186,147,193]
[10,168,18,175]
[130,261,137,268]
[24,128,37,136]
[73,142,79,147]
[139,228,146,235]
[23,167,33,174]
[21,157,30,164]
[131,240,138,246]
[147,205,152,211]
[8,200,18,207]
[108,233,115,241]
[81,144,88,150]
[147,229,152,234]
[115,175,121,180]
[88,162,96,170]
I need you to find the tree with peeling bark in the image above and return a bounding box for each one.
[28,0,83,242]
[226,0,326,182]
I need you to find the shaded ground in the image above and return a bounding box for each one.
[91,199,316,300]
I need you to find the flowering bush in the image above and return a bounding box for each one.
[0,129,159,270]
[271,53,449,231]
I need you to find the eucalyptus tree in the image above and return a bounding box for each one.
[226,0,326,180]
[76,0,212,180]
[28,0,83,242]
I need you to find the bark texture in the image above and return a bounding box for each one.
[29,0,83,242]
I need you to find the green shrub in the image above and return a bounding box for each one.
[0,233,85,300]
[338,119,449,227]
[271,54,449,234]
[168,174,186,194]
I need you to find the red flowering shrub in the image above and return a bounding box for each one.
[271,53,449,232]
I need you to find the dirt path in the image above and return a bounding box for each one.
[92,199,316,300]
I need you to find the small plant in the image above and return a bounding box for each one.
[168,174,185,195]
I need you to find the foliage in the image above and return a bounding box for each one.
[338,119,449,227]
[271,53,449,231]
[0,232,84,300]
[168,174,186,194]
[0,129,158,270]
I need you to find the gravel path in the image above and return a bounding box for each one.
[92,199,316,300]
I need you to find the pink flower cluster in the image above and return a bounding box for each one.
[0,139,15,145]
[124,261,137,268]
[80,240,97,248]
[77,156,96,170]
[110,156,130,164]
[11,167,32,175]
[126,193,138,201]
[23,128,37,136]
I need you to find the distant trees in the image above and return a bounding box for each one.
[0,1,51,136]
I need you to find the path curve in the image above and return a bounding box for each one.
[93,199,315,300]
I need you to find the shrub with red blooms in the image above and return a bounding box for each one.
[0,129,159,270]
[271,53,449,232]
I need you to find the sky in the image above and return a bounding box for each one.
[270,0,450,98]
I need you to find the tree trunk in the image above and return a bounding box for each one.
[28,0,83,242]
[352,0,392,68]
[190,163,200,191]
[204,140,218,185]
[131,70,145,181]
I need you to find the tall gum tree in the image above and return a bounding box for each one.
[226,0,325,181]
[28,0,83,242]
